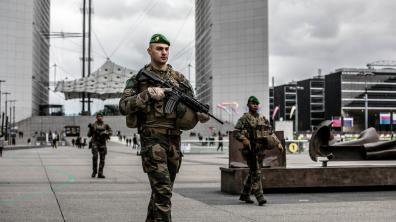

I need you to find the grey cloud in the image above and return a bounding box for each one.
[94,0,143,20]
[145,1,192,20]
[269,0,396,85]
[270,0,396,56]
[94,0,192,21]
[308,19,339,39]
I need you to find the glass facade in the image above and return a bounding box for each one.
[195,0,269,123]
[0,0,50,121]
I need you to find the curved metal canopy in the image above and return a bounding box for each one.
[55,59,136,100]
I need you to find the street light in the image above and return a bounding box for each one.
[288,85,304,135]
[0,80,5,119]
[2,92,10,120]
[357,71,374,129]
[7,100,16,145]
[2,92,10,141]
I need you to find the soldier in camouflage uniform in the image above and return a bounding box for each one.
[87,113,112,179]
[119,34,209,222]
[234,96,283,206]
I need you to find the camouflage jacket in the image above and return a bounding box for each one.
[87,121,112,147]
[119,64,194,129]
[234,112,271,144]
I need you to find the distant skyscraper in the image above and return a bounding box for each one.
[195,0,269,123]
[0,0,50,122]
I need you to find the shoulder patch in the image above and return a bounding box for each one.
[125,75,137,88]
[174,71,185,81]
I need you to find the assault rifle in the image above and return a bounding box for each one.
[137,69,223,124]
[247,126,259,170]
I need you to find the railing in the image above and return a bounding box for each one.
[181,139,229,153]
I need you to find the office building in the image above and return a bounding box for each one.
[325,67,396,132]
[269,86,274,124]
[0,0,50,122]
[297,76,325,131]
[273,82,297,122]
[195,0,269,122]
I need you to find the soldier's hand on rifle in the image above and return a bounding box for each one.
[196,112,210,123]
[147,87,171,100]
[147,87,165,100]
[277,143,284,153]
[241,136,250,147]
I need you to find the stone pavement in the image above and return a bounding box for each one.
[1,143,396,222]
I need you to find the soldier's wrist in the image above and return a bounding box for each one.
[240,136,248,141]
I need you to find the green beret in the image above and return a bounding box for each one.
[149,33,170,46]
[96,112,104,117]
[248,96,260,104]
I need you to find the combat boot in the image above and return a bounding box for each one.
[257,196,267,206]
[98,174,106,179]
[91,172,96,178]
[239,194,254,204]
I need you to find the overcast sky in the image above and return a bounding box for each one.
[50,0,396,114]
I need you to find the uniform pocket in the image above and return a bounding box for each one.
[151,144,167,163]
[168,144,182,173]
[141,143,167,173]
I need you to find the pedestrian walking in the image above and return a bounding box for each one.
[132,134,138,149]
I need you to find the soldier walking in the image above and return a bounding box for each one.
[119,34,209,222]
[234,96,283,206]
[87,112,112,179]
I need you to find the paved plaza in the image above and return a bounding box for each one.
[1,143,396,222]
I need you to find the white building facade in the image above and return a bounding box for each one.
[0,0,50,122]
[195,0,269,123]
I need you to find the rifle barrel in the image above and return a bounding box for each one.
[139,69,224,124]
[207,113,223,124]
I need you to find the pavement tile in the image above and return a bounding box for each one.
[1,146,396,222]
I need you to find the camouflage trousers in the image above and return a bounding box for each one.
[92,145,107,175]
[241,154,265,201]
[140,133,182,222]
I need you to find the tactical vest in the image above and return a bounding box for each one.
[241,113,271,140]
[134,65,198,130]
[91,122,109,145]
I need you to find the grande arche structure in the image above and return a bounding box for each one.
[55,60,137,107]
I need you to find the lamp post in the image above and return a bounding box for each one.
[2,92,10,141]
[8,100,16,145]
[0,80,5,120]
[188,64,193,81]
[3,92,10,118]
[288,86,304,135]
[358,71,374,129]
[8,100,16,127]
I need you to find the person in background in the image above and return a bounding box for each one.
[87,112,112,178]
